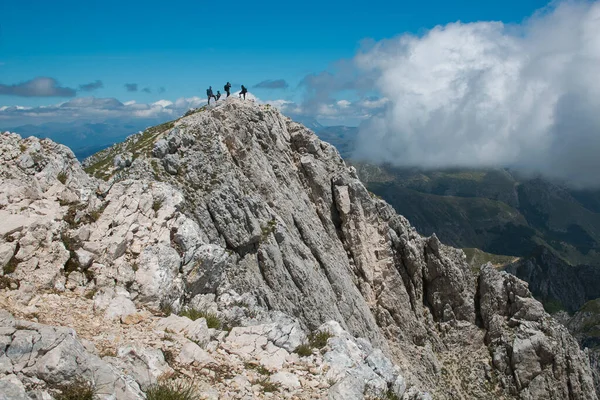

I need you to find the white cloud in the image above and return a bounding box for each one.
[351,1,600,188]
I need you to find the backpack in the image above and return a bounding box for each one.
[206,89,211,96]
[224,84,228,91]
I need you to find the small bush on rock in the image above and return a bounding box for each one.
[253,376,279,393]
[294,343,312,357]
[309,330,333,349]
[152,199,163,213]
[179,308,222,329]
[57,171,68,185]
[145,380,196,400]
[55,380,95,400]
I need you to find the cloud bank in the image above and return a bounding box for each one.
[350,1,600,187]
[0,77,76,97]
[0,96,206,126]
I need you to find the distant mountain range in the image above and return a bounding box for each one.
[2,117,169,159]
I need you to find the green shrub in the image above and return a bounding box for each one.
[57,171,68,185]
[55,380,95,400]
[253,376,279,393]
[309,330,333,349]
[245,362,271,376]
[179,308,221,329]
[160,302,173,316]
[294,343,312,357]
[145,380,196,400]
[152,199,163,213]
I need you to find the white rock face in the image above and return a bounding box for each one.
[0,310,144,400]
[154,315,210,346]
[1,100,597,399]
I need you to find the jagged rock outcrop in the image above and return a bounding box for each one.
[1,98,597,399]
[505,246,600,314]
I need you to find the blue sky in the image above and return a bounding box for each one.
[0,0,551,110]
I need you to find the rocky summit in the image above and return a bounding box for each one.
[0,98,596,399]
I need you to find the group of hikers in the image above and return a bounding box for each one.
[206,82,248,105]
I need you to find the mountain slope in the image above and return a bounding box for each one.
[0,100,596,399]
[351,163,600,266]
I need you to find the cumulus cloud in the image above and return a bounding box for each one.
[253,79,289,89]
[124,83,138,92]
[78,80,103,92]
[0,77,76,97]
[349,1,600,188]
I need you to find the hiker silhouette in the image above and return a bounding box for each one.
[239,85,248,100]
[224,82,232,97]
[207,86,217,105]
[216,91,221,101]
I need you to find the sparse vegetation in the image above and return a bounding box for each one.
[294,343,313,357]
[54,379,95,400]
[19,144,27,152]
[253,376,279,393]
[0,275,20,290]
[145,380,196,400]
[57,171,68,185]
[84,288,98,300]
[260,218,277,242]
[308,330,333,349]
[163,349,177,366]
[160,302,173,317]
[245,362,271,376]
[383,390,401,400]
[84,121,175,180]
[179,308,222,329]
[153,199,164,213]
[294,329,333,356]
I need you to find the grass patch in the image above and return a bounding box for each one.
[145,380,196,400]
[55,380,95,400]
[253,376,279,393]
[383,390,401,400]
[179,308,222,329]
[160,301,173,317]
[57,171,68,185]
[153,199,164,213]
[462,248,518,271]
[294,329,333,356]
[245,362,271,376]
[294,343,312,357]
[308,330,333,349]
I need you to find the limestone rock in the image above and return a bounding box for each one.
[154,315,210,346]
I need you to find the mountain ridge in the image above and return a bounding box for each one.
[0,98,596,399]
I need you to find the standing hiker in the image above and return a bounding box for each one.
[207,86,217,105]
[239,85,248,100]
[224,82,232,97]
